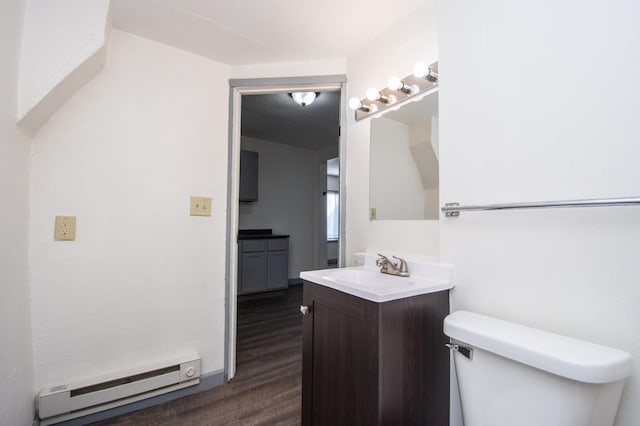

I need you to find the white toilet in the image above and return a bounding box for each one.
[444,311,633,426]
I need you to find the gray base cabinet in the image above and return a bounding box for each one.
[238,238,289,295]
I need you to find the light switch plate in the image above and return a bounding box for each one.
[190,196,212,216]
[54,216,76,240]
[370,208,377,221]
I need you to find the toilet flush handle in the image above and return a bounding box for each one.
[446,343,474,360]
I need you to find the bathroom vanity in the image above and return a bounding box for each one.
[300,256,453,425]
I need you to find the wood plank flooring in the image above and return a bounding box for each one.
[92,285,303,426]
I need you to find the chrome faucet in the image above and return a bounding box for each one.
[376,254,410,277]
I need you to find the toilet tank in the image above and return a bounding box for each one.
[444,311,632,426]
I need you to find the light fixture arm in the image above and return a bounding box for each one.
[375,93,391,104]
[423,69,439,83]
[396,82,413,94]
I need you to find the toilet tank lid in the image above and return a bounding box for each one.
[444,311,632,384]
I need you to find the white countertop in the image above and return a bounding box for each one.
[300,253,454,303]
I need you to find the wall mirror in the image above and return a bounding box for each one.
[369,90,439,220]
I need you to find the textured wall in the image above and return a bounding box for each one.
[29,30,230,389]
[439,1,640,424]
[0,0,35,424]
[345,1,440,262]
[239,136,322,277]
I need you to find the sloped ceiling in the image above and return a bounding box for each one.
[111,0,431,151]
[111,0,431,65]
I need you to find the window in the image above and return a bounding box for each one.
[327,191,339,241]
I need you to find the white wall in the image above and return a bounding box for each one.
[370,117,425,219]
[18,0,110,132]
[408,120,439,219]
[29,30,230,389]
[230,58,346,80]
[327,169,340,264]
[239,137,320,278]
[345,1,440,263]
[327,175,339,192]
[0,1,35,425]
[439,1,640,425]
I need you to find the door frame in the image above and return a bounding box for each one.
[225,75,347,380]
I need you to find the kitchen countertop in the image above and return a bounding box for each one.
[238,229,290,240]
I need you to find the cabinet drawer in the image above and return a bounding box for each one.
[241,239,266,252]
[267,238,289,251]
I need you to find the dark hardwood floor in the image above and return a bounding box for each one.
[92,285,303,426]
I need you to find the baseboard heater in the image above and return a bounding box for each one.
[37,354,201,425]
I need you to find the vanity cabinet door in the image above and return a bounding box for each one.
[378,290,451,425]
[301,282,379,426]
[301,281,450,426]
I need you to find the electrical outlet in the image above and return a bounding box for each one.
[370,208,377,221]
[54,216,76,241]
[190,196,212,216]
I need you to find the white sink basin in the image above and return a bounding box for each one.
[325,269,414,291]
[300,257,454,303]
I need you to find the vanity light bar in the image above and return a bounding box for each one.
[349,61,438,121]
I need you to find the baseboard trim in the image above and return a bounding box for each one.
[49,370,225,426]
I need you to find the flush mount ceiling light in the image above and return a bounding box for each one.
[290,92,319,107]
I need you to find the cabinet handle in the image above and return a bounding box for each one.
[300,305,310,315]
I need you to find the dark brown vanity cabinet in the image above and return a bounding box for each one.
[301,281,450,425]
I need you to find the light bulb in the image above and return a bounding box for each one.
[348,97,372,113]
[366,88,380,101]
[387,76,402,91]
[366,88,391,104]
[413,62,429,78]
[348,97,362,110]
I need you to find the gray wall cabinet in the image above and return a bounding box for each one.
[239,150,258,202]
[238,238,289,295]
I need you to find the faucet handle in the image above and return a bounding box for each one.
[393,256,409,273]
[376,253,391,267]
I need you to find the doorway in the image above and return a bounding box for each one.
[225,76,347,380]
